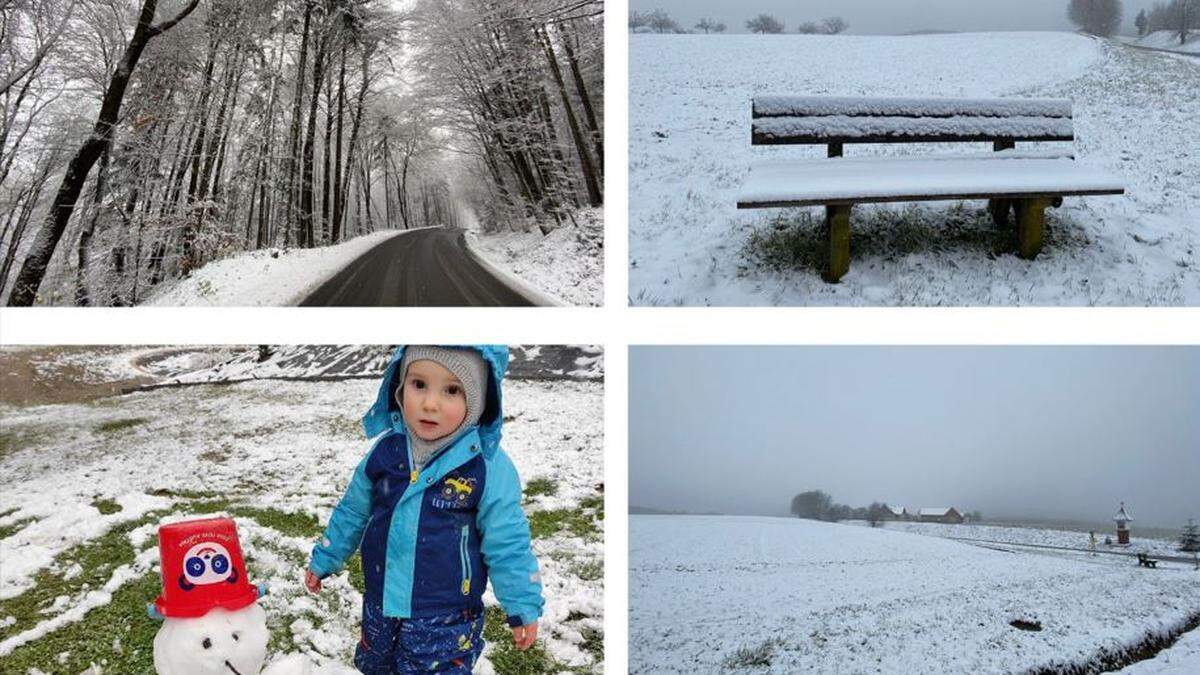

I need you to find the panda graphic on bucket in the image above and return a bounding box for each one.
[179,541,239,590]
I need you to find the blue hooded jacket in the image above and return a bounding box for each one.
[309,345,543,627]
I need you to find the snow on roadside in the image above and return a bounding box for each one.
[630,515,1200,674]
[471,208,603,307]
[141,230,404,306]
[1129,31,1200,54]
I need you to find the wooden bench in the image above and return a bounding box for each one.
[1137,553,1159,569]
[738,95,1125,282]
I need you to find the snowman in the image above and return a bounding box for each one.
[148,517,311,675]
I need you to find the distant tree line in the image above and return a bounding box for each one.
[1137,0,1200,43]
[790,489,982,527]
[789,490,890,527]
[1067,0,1124,37]
[628,10,845,35]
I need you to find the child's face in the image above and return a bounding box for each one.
[402,360,468,441]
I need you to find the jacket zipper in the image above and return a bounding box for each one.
[459,525,471,595]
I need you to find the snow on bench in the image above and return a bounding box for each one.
[739,95,1125,282]
[751,95,1075,148]
[739,157,1123,207]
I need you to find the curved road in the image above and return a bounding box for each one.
[299,227,534,307]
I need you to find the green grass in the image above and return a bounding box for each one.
[528,507,600,541]
[92,497,123,515]
[2,571,162,673]
[0,512,162,644]
[0,516,35,540]
[95,417,151,433]
[483,606,556,674]
[524,477,559,499]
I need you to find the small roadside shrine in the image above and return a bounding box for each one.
[1114,502,1133,545]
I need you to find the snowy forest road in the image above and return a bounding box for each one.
[298,227,535,306]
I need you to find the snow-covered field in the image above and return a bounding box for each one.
[471,208,604,307]
[629,33,1200,306]
[629,515,1200,673]
[0,364,603,672]
[866,520,1186,559]
[141,230,405,306]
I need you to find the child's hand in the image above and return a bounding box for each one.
[511,621,538,651]
[304,569,322,594]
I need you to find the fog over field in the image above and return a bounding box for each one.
[630,0,1162,34]
[629,347,1200,528]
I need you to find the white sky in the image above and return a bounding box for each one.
[630,0,1163,35]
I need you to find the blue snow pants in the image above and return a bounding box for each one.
[354,601,486,674]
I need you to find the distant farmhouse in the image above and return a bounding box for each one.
[918,507,965,524]
[883,505,966,524]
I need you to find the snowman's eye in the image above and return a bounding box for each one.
[232,632,240,641]
[202,637,212,649]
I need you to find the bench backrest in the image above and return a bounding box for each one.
[751,96,1074,147]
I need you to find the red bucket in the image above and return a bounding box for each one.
[152,517,260,618]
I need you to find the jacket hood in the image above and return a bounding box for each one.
[363,345,509,458]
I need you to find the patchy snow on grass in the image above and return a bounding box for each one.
[629,32,1200,306]
[471,208,603,307]
[141,230,404,306]
[630,515,1200,673]
[0,371,603,672]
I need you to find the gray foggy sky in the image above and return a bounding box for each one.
[629,347,1199,528]
[631,0,1161,35]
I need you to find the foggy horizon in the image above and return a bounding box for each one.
[630,0,1164,36]
[629,347,1199,530]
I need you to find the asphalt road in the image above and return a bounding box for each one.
[299,227,534,307]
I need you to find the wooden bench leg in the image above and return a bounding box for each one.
[824,205,851,283]
[987,199,1012,227]
[1015,198,1050,260]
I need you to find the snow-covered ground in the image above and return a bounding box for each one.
[629,32,1200,306]
[471,208,604,307]
[1129,30,1200,55]
[141,230,404,306]
[862,520,1185,559]
[0,365,603,672]
[629,515,1200,673]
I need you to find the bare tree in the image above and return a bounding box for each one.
[796,21,820,34]
[1067,0,1123,37]
[746,13,784,34]
[646,9,680,34]
[695,17,724,34]
[821,16,848,34]
[1136,8,1149,35]
[7,0,203,306]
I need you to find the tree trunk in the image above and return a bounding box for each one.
[332,41,347,243]
[537,26,601,207]
[338,45,371,234]
[558,24,602,175]
[299,10,329,248]
[284,0,314,247]
[7,0,202,306]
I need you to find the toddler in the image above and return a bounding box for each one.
[306,345,543,673]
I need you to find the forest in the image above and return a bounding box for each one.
[0,0,603,306]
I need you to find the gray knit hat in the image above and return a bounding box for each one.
[396,346,488,468]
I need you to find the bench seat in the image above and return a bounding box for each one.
[739,156,1124,208]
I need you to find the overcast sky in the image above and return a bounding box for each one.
[631,0,1161,35]
[629,347,1199,528]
